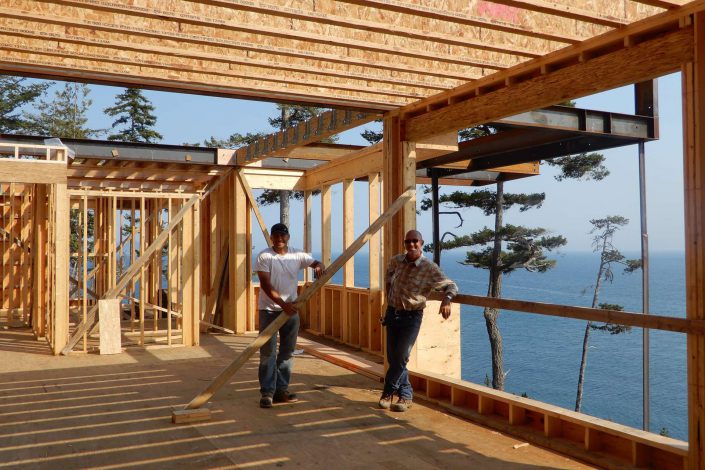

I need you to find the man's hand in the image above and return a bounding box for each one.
[282,302,298,317]
[439,298,452,320]
[312,262,325,279]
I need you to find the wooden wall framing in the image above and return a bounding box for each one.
[3,1,705,469]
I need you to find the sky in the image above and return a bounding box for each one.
[24,71,686,253]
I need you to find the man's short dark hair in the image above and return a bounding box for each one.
[271,223,289,235]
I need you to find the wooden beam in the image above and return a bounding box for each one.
[432,292,705,335]
[487,0,629,27]
[2,3,502,77]
[236,110,377,165]
[180,187,414,412]
[238,168,304,192]
[0,160,66,184]
[302,144,382,190]
[343,0,588,43]
[682,11,705,470]
[204,0,549,58]
[405,25,695,141]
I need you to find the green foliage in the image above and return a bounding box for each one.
[428,224,566,274]
[544,153,610,181]
[268,104,320,129]
[26,82,103,139]
[196,132,266,149]
[458,124,495,141]
[361,128,383,144]
[590,304,632,334]
[104,88,162,143]
[0,76,51,133]
[420,189,545,215]
[589,215,641,282]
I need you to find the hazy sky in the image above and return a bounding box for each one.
[33,71,686,253]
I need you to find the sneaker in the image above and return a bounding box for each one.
[259,395,273,408]
[378,393,393,409]
[273,390,298,403]
[391,398,413,412]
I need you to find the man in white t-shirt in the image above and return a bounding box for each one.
[254,223,324,408]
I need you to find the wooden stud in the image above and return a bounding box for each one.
[683,11,705,470]
[52,183,69,355]
[31,184,46,339]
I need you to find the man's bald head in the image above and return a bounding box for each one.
[405,230,423,243]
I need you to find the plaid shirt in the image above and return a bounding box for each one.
[386,254,458,311]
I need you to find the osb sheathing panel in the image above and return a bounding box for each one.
[7,1,491,76]
[0,32,431,102]
[0,0,677,108]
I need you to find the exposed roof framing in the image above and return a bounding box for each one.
[0,0,674,110]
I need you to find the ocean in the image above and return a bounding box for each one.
[336,249,688,440]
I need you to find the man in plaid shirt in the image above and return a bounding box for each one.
[379,230,458,412]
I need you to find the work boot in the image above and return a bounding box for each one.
[391,398,413,412]
[273,390,298,403]
[259,394,273,408]
[378,393,393,409]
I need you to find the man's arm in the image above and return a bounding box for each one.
[430,266,458,320]
[257,270,297,316]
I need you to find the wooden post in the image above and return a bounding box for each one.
[320,184,332,336]
[303,190,312,283]
[683,11,705,470]
[52,183,69,355]
[182,202,195,346]
[228,173,249,333]
[368,172,382,352]
[342,179,354,343]
[31,184,47,339]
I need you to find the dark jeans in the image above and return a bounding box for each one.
[258,310,300,396]
[382,306,423,400]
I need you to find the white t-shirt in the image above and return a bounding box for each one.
[254,247,315,311]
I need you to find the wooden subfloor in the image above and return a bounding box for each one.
[0,328,596,469]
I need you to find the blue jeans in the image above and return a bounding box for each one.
[383,306,423,400]
[258,310,300,396]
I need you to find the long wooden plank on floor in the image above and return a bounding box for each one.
[182,187,415,410]
[297,336,383,381]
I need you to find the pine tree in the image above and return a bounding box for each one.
[104,88,162,143]
[574,216,640,412]
[424,187,566,390]
[26,82,102,139]
[418,118,608,391]
[0,76,51,133]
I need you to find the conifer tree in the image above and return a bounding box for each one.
[424,187,566,390]
[416,116,609,391]
[26,82,102,139]
[574,215,640,412]
[104,88,162,143]
[0,76,51,133]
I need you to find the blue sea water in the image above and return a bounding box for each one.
[337,249,688,440]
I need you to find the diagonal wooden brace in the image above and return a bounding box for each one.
[180,188,415,412]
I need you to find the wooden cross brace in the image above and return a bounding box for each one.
[172,188,414,423]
